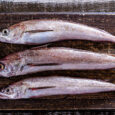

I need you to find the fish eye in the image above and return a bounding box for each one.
[2,87,13,94]
[1,87,10,93]
[6,88,10,93]
[0,62,5,71]
[4,88,11,94]
[2,29,9,36]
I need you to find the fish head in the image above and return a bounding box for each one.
[0,23,26,44]
[0,82,28,99]
[0,54,25,77]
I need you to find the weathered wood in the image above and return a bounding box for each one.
[0,0,115,12]
[0,13,114,110]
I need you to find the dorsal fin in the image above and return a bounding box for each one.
[31,44,49,50]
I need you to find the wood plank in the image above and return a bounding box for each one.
[0,0,115,13]
[0,13,114,110]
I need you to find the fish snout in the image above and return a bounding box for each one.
[0,32,12,43]
[0,92,12,99]
[0,72,11,78]
[0,32,6,43]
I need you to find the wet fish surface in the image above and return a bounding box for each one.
[1,47,115,77]
[0,19,115,44]
[0,76,115,99]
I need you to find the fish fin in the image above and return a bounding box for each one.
[97,28,112,35]
[29,86,55,91]
[20,65,25,72]
[25,29,54,33]
[20,63,60,72]
[27,63,60,66]
[31,44,50,50]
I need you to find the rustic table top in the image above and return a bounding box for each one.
[0,0,115,110]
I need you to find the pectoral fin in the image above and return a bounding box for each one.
[25,29,54,33]
[20,63,60,71]
[27,63,60,66]
[29,86,55,91]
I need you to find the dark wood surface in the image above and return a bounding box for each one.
[0,0,115,12]
[0,0,115,111]
[0,12,114,110]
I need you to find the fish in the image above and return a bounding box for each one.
[1,47,115,77]
[0,19,115,44]
[0,76,115,99]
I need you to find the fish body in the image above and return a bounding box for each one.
[0,76,115,99]
[0,47,115,77]
[0,20,115,44]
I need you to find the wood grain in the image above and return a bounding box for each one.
[0,12,114,110]
[0,1,115,12]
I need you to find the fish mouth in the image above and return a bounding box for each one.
[0,92,13,99]
[0,35,8,43]
[0,32,12,43]
[0,32,5,41]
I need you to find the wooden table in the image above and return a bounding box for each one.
[0,0,115,110]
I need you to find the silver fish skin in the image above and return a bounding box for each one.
[0,20,115,44]
[1,47,115,77]
[0,76,115,99]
